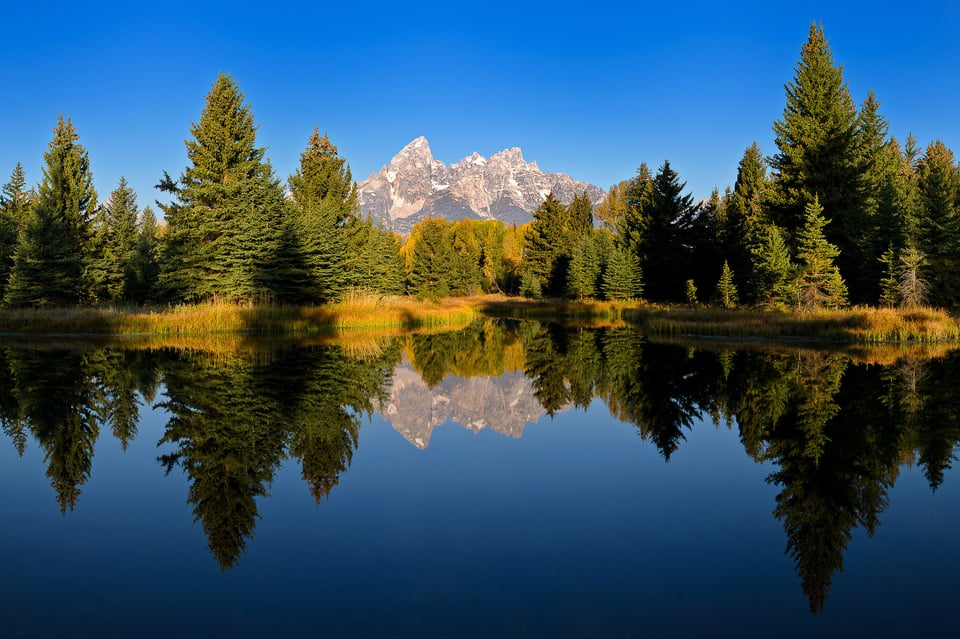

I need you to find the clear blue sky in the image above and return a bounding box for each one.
[2,1,959,208]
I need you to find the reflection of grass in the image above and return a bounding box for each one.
[473,294,635,326]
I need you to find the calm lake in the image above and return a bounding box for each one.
[1,320,958,637]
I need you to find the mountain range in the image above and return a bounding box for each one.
[357,137,605,233]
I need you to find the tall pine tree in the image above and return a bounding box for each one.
[157,73,289,302]
[5,117,96,306]
[770,23,865,299]
[795,197,848,310]
[287,129,357,301]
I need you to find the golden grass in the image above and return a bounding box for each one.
[0,294,957,344]
[626,305,960,343]
[0,294,479,338]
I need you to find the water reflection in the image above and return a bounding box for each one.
[0,322,958,612]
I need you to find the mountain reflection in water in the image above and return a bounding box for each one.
[1,319,959,618]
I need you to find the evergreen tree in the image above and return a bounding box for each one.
[406,217,456,299]
[726,143,769,298]
[128,207,160,303]
[795,197,848,310]
[0,163,31,298]
[0,162,32,226]
[522,192,570,297]
[601,246,643,300]
[157,73,289,302]
[914,140,960,306]
[567,191,594,236]
[617,163,654,253]
[878,245,899,307]
[347,218,405,295]
[566,235,600,300]
[287,129,357,302]
[716,260,738,309]
[6,117,96,306]
[770,23,865,299]
[87,177,141,303]
[751,225,795,309]
[630,160,703,302]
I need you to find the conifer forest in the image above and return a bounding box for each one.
[0,24,954,313]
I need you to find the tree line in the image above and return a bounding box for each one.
[1,23,957,309]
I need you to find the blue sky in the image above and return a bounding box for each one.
[2,1,959,208]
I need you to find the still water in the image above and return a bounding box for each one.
[0,321,958,637]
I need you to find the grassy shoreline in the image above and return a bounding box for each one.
[0,294,958,343]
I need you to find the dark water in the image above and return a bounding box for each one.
[1,321,959,637]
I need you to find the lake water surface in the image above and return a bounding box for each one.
[1,320,958,637]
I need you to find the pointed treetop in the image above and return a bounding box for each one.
[182,72,266,195]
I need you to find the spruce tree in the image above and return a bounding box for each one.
[129,206,160,303]
[630,160,702,302]
[6,117,96,305]
[157,73,288,302]
[726,143,769,298]
[406,218,455,299]
[914,140,960,306]
[566,235,600,300]
[795,197,848,310]
[716,260,738,309]
[751,225,795,309]
[0,163,32,226]
[601,247,643,300]
[0,163,31,298]
[770,23,864,298]
[522,192,569,297]
[287,129,357,301]
[87,177,141,303]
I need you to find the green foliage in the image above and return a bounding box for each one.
[624,161,704,302]
[406,218,456,299]
[128,207,160,303]
[0,163,30,299]
[158,74,290,302]
[795,197,848,310]
[566,235,600,300]
[878,245,899,307]
[522,192,572,297]
[751,225,796,309]
[287,129,359,302]
[770,23,867,300]
[6,117,96,305]
[685,279,698,307]
[716,260,738,309]
[87,177,141,303]
[601,246,643,300]
[914,140,960,306]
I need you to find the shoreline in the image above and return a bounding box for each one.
[0,294,956,344]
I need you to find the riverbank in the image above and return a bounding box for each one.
[0,294,957,343]
[474,296,960,343]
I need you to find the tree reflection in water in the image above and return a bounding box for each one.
[0,322,958,610]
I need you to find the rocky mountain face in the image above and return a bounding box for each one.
[357,136,605,233]
[378,361,568,449]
